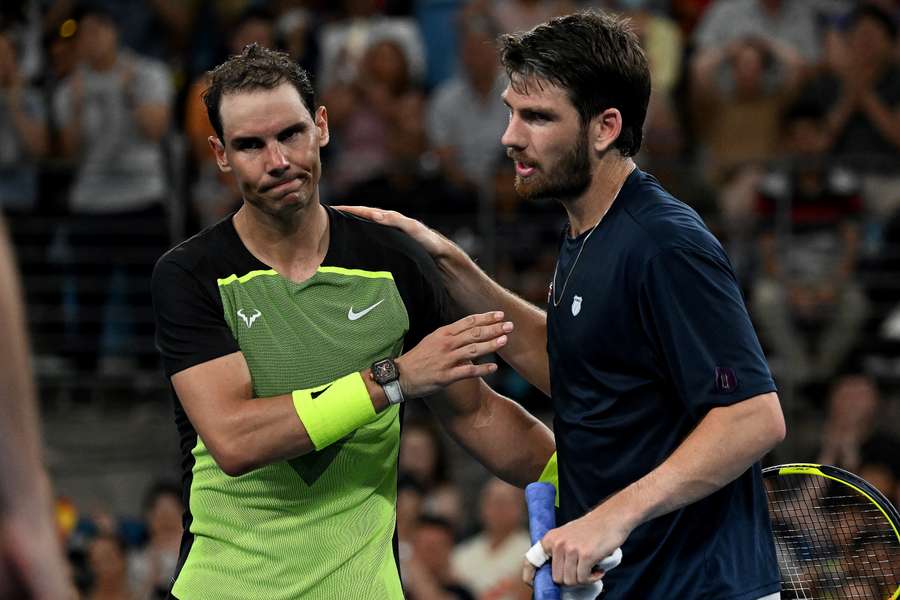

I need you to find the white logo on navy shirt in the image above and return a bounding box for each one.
[571,295,583,316]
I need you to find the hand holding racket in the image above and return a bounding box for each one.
[525,482,624,599]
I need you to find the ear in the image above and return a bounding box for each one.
[208,135,231,172]
[315,106,330,148]
[588,108,623,156]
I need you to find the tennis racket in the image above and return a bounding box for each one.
[525,482,622,600]
[763,463,900,599]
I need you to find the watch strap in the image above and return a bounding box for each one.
[383,379,404,405]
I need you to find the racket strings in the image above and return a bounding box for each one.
[766,476,900,599]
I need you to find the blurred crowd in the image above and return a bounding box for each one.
[2,0,900,598]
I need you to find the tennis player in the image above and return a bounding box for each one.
[342,10,786,600]
[151,44,555,599]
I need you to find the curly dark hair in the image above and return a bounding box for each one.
[203,43,316,141]
[499,10,651,157]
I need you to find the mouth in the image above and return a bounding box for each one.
[265,176,304,194]
[515,161,537,177]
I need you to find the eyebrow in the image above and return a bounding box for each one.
[230,122,306,147]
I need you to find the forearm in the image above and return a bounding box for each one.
[602,393,785,531]
[429,379,555,487]
[176,365,389,477]
[0,219,46,515]
[439,244,550,394]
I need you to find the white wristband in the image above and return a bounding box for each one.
[525,541,550,568]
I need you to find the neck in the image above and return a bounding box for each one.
[563,156,635,237]
[233,200,329,280]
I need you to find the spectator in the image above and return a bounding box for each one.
[817,375,900,505]
[324,36,425,195]
[0,26,48,214]
[691,34,805,184]
[800,4,900,217]
[86,532,137,600]
[692,0,849,66]
[615,0,685,169]
[451,478,531,600]
[399,417,464,532]
[316,0,425,92]
[427,13,508,200]
[129,482,182,600]
[406,515,475,600]
[752,102,867,385]
[183,7,276,229]
[53,5,172,373]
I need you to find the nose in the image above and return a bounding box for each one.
[500,115,525,152]
[265,142,289,176]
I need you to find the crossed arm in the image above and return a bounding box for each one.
[172,311,554,482]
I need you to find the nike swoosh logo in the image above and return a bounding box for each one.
[310,384,331,400]
[348,299,385,321]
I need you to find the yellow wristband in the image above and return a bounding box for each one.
[292,372,376,451]
[538,451,559,507]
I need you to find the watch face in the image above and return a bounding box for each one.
[372,359,398,384]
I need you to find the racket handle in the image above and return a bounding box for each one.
[526,482,560,600]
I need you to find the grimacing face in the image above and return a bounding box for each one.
[501,80,592,203]
[210,82,329,220]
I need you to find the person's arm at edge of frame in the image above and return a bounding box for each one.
[536,391,785,586]
[427,377,555,488]
[332,206,551,396]
[170,312,511,477]
[0,216,71,600]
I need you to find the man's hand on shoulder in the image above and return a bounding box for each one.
[334,206,457,263]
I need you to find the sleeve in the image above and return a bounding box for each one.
[397,238,453,349]
[151,257,240,377]
[639,248,776,418]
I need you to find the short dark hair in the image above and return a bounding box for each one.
[499,10,650,157]
[203,43,316,141]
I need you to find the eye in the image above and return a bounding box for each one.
[234,140,263,151]
[278,125,305,142]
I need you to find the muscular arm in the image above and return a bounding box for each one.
[609,392,784,527]
[170,312,511,476]
[427,378,555,487]
[171,352,387,477]
[539,392,785,585]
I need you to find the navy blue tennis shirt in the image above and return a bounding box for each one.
[549,168,780,599]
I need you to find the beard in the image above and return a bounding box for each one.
[513,131,592,203]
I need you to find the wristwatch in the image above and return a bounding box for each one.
[371,358,405,405]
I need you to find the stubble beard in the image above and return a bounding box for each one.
[513,132,592,204]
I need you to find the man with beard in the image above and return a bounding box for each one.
[341,10,786,600]
[151,44,554,600]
